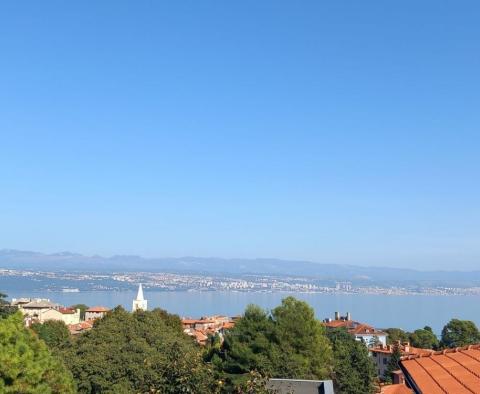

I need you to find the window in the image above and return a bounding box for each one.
[383,358,388,365]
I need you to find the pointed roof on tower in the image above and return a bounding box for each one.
[136,283,144,301]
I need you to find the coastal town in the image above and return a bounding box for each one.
[6,285,480,393]
[2,268,480,296]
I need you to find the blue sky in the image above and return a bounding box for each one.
[1,1,479,270]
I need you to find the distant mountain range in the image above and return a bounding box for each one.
[1,249,480,286]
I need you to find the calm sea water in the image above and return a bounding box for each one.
[6,290,479,335]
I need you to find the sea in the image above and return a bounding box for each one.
[5,289,479,335]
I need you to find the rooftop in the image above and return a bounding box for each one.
[381,384,413,394]
[22,300,58,308]
[59,307,77,314]
[86,306,110,312]
[371,343,433,357]
[323,319,387,336]
[401,344,480,394]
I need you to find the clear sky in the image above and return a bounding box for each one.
[1,1,479,270]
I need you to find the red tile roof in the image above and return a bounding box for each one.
[401,344,480,394]
[59,307,76,314]
[371,343,434,357]
[323,319,386,336]
[67,321,94,334]
[381,384,413,394]
[86,306,109,312]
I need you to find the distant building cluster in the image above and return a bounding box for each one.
[181,315,237,345]
[323,311,388,347]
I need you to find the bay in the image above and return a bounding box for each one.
[5,289,479,335]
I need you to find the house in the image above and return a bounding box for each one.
[182,315,235,345]
[17,299,59,322]
[68,320,94,335]
[323,312,387,346]
[371,342,433,377]
[267,378,335,394]
[400,344,480,393]
[85,306,110,320]
[40,307,81,325]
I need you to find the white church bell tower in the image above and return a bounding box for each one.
[132,283,148,312]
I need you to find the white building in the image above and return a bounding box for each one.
[132,283,147,312]
[85,306,110,321]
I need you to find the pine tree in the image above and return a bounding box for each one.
[0,312,75,393]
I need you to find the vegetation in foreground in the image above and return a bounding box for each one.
[2,292,480,393]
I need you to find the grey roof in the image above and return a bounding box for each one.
[268,379,335,394]
[22,300,58,308]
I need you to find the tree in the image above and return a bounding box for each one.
[385,328,409,345]
[383,343,401,383]
[409,326,439,350]
[327,328,376,394]
[0,292,16,319]
[0,312,75,393]
[221,305,277,377]
[60,306,217,393]
[31,320,71,350]
[71,304,89,320]
[221,298,332,386]
[441,319,480,348]
[271,297,332,379]
[233,371,277,394]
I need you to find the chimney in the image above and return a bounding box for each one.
[334,311,340,320]
[346,312,351,321]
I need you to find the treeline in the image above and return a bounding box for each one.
[386,318,480,350]
[1,291,480,393]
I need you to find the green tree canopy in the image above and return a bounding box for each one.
[271,297,332,379]
[60,306,216,393]
[70,304,89,320]
[221,297,332,383]
[385,328,409,345]
[409,326,439,350]
[31,320,71,350]
[0,292,17,320]
[383,343,401,383]
[441,319,480,348]
[0,312,75,393]
[327,328,376,394]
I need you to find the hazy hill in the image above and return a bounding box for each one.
[2,249,480,287]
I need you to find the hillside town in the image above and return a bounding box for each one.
[5,285,480,393]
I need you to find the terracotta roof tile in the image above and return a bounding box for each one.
[401,345,480,394]
[86,306,109,312]
[381,384,413,394]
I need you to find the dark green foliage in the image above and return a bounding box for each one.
[221,297,332,384]
[0,312,75,393]
[71,304,89,320]
[31,320,71,350]
[327,328,376,394]
[383,343,401,383]
[0,292,17,319]
[385,328,409,345]
[271,297,332,379]
[441,319,480,348]
[222,305,277,376]
[232,371,277,394]
[60,306,216,393]
[409,326,439,350]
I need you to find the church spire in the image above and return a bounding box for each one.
[132,283,148,312]
[136,283,144,301]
